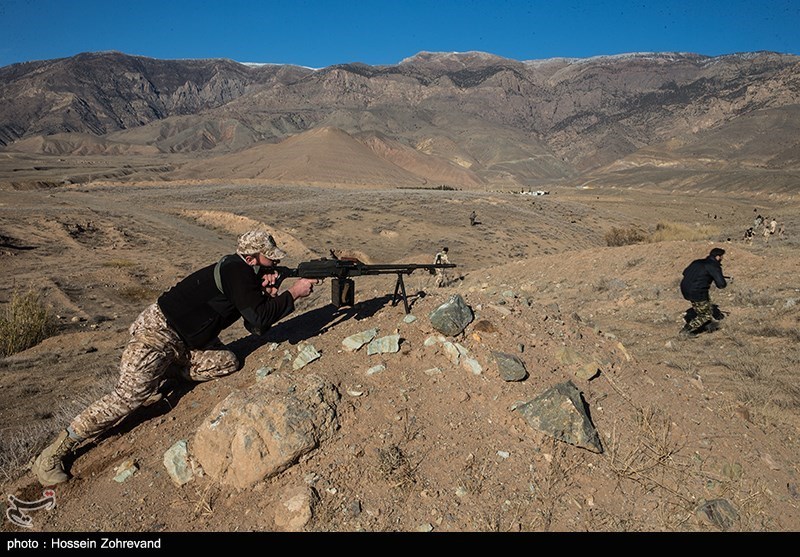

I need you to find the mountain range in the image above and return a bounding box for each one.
[1,50,799,190]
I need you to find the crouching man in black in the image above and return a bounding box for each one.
[679,247,728,338]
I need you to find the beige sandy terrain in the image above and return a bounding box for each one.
[1,176,799,533]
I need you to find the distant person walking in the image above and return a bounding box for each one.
[433,247,450,287]
[679,247,729,338]
[469,211,478,226]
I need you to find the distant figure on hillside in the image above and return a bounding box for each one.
[679,247,729,338]
[31,231,320,486]
[743,227,754,245]
[469,211,478,226]
[769,218,777,235]
[434,247,450,287]
[754,212,764,229]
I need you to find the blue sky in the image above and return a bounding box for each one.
[1,0,798,69]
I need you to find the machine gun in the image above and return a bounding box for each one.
[273,256,457,313]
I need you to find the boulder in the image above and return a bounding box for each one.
[514,380,602,453]
[429,294,474,336]
[193,373,340,489]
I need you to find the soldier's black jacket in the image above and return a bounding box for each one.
[680,255,727,302]
[158,254,294,349]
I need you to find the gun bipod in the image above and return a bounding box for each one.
[392,272,411,314]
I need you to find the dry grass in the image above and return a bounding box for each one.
[647,221,720,243]
[592,277,626,292]
[0,366,118,482]
[191,483,218,517]
[759,324,800,342]
[524,438,580,531]
[0,288,57,357]
[459,452,490,498]
[377,445,417,489]
[603,405,701,530]
[731,288,778,308]
[101,259,136,268]
[694,452,775,530]
[0,422,55,482]
[604,220,720,247]
[0,405,76,482]
[606,407,691,487]
[604,364,780,531]
[451,442,586,532]
[712,336,800,431]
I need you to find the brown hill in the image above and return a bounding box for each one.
[171,126,430,188]
[355,131,485,189]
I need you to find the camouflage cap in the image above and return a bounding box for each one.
[236,230,287,259]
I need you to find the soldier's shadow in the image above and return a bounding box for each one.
[229,291,424,360]
[80,291,423,452]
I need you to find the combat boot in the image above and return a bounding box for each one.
[678,324,697,339]
[31,430,79,486]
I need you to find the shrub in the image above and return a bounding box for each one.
[0,289,57,357]
[118,286,159,303]
[626,257,645,268]
[604,227,646,247]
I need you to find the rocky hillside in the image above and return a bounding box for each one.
[2,50,799,189]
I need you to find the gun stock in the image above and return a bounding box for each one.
[273,258,457,313]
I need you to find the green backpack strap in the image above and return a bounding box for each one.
[215,254,262,295]
[214,255,234,295]
[214,254,261,295]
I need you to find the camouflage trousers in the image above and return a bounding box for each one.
[687,299,713,331]
[69,303,240,440]
[435,269,447,287]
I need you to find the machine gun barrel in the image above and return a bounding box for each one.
[275,259,455,279]
[272,258,457,313]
